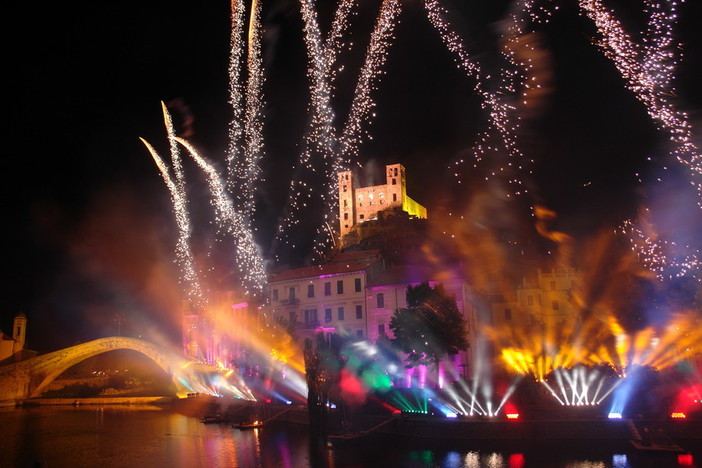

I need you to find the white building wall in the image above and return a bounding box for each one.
[269,271,369,340]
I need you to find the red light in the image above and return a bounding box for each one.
[506,413,520,420]
[677,454,694,466]
[671,412,687,419]
[508,453,525,468]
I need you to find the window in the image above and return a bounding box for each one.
[354,278,362,292]
[324,308,332,323]
[359,214,364,219]
[356,330,364,338]
[289,311,297,323]
[307,284,314,297]
[344,200,348,207]
[356,305,363,319]
[376,293,385,308]
[288,287,295,301]
[392,178,396,185]
[337,280,344,294]
[304,309,318,326]
[344,213,348,220]
[394,167,398,176]
[552,300,559,311]
[324,282,331,296]
[378,324,386,336]
[343,185,347,192]
[504,309,512,320]
[338,307,345,321]
[272,289,279,302]
[393,194,397,201]
[527,295,533,306]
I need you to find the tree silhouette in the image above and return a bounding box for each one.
[389,282,469,368]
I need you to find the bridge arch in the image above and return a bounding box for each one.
[0,337,191,401]
[30,337,187,398]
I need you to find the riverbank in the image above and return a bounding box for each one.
[1,396,174,408]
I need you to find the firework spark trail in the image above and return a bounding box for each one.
[310,0,403,257]
[272,0,355,258]
[297,0,352,258]
[620,216,701,280]
[226,0,247,198]
[499,0,555,94]
[579,0,702,202]
[242,0,266,222]
[275,0,401,260]
[339,0,401,162]
[160,101,187,196]
[324,0,356,79]
[642,0,678,90]
[299,0,347,184]
[423,0,533,197]
[176,137,267,297]
[140,136,205,309]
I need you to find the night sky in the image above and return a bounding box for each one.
[3,0,701,352]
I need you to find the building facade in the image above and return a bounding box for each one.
[489,267,581,329]
[0,313,36,365]
[267,253,477,388]
[267,250,384,342]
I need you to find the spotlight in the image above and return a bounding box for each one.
[608,412,622,419]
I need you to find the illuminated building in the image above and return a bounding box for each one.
[365,267,476,383]
[338,163,427,239]
[268,250,384,342]
[268,251,477,387]
[181,291,254,367]
[0,313,36,365]
[490,267,581,327]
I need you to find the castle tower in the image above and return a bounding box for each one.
[338,163,427,241]
[338,170,355,238]
[12,313,27,353]
[385,163,406,209]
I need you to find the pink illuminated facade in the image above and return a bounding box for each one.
[365,267,477,384]
[267,251,478,387]
[182,291,255,366]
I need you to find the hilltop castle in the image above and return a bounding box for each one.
[338,163,427,239]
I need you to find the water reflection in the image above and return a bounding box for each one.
[1,406,699,468]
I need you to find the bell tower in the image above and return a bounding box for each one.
[12,313,27,353]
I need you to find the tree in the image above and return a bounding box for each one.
[389,282,469,368]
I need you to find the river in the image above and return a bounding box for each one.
[1,405,699,468]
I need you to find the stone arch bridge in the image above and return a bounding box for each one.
[0,337,192,402]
